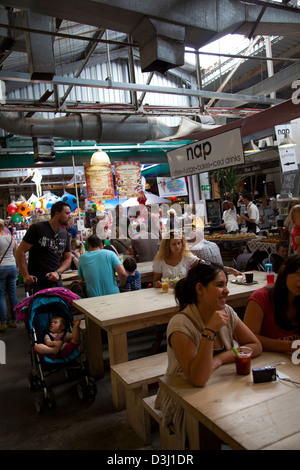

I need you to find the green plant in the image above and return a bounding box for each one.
[211,168,244,200]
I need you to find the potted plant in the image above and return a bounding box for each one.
[211,168,244,201]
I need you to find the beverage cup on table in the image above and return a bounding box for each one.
[161,278,169,293]
[245,272,253,283]
[234,346,253,375]
[265,263,275,285]
[237,275,244,283]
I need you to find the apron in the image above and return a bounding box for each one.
[245,203,258,234]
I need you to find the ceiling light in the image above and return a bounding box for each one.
[244,140,260,153]
[278,132,296,148]
[90,148,110,164]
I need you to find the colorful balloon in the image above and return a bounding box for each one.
[60,193,78,212]
[7,203,18,215]
[17,202,32,218]
[11,213,22,223]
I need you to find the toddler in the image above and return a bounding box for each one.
[35,316,80,359]
[122,257,141,291]
[290,205,300,253]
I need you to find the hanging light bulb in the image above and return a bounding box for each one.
[244,140,260,153]
[90,148,110,164]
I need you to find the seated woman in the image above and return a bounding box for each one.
[244,254,300,352]
[153,230,199,288]
[155,261,261,444]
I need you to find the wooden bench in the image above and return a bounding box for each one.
[142,395,185,450]
[110,352,168,444]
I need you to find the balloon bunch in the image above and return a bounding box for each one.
[7,202,31,222]
[7,191,79,222]
[85,200,105,212]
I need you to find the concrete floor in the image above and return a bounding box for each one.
[0,285,162,451]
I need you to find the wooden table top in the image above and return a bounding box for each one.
[63,261,153,283]
[61,270,79,281]
[73,271,267,330]
[159,351,300,450]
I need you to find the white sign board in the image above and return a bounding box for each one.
[157,177,188,197]
[278,147,298,173]
[275,124,298,173]
[167,128,244,179]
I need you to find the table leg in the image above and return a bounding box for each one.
[85,317,104,379]
[107,331,128,410]
[185,412,221,450]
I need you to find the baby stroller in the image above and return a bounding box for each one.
[15,287,97,413]
[233,249,268,272]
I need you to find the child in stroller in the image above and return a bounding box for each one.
[34,316,80,359]
[15,287,97,413]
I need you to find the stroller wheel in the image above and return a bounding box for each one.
[46,388,56,410]
[34,388,55,413]
[77,377,97,403]
[28,372,41,391]
[34,392,46,414]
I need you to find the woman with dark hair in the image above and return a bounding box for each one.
[155,261,261,441]
[244,254,300,352]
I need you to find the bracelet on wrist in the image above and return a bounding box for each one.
[203,327,217,336]
[201,332,216,341]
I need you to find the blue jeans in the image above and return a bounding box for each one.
[0,265,18,323]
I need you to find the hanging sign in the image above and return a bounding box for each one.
[115,161,143,198]
[275,124,298,173]
[167,128,244,179]
[84,162,114,200]
[157,177,188,197]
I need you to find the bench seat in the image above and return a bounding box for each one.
[110,352,167,443]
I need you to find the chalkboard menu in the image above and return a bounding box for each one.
[205,199,222,226]
[280,168,300,198]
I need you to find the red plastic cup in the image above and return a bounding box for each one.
[266,272,275,285]
[235,347,253,375]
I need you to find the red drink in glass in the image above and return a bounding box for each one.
[235,347,253,375]
[266,273,274,285]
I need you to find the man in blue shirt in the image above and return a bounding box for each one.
[78,235,127,297]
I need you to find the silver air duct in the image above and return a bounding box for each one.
[0,112,181,143]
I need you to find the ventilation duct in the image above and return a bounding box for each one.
[33,137,55,164]
[0,112,218,144]
[131,18,185,74]
[0,112,178,143]
[22,12,56,80]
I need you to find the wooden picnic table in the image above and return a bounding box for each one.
[73,271,267,409]
[159,351,300,450]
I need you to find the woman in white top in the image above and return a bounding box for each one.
[153,230,199,287]
[0,219,18,330]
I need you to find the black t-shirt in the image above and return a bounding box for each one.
[23,221,70,279]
